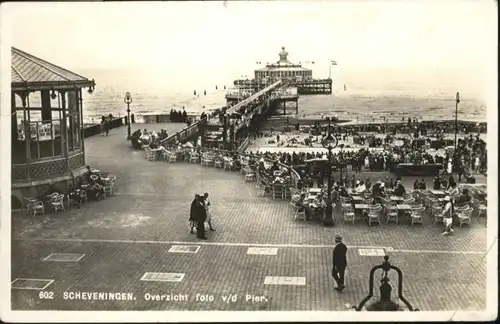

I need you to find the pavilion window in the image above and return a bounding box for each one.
[16,91,65,160]
[67,90,81,152]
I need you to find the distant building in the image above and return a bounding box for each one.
[254,47,312,82]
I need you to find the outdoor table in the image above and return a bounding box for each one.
[354,204,370,220]
[397,204,411,211]
[90,168,101,176]
[351,195,363,201]
[390,196,404,202]
[308,188,322,194]
[430,190,446,197]
[397,204,412,224]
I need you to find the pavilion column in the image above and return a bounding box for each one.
[11,92,17,145]
[79,89,85,157]
[60,90,69,159]
[40,90,52,122]
[283,101,286,115]
[296,99,298,114]
[18,92,32,164]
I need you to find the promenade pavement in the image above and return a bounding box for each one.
[11,123,489,311]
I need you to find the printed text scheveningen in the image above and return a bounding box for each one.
[63,292,135,301]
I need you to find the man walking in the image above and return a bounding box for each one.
[332,235,347,292]
[189,194,200,234]
[194,195,207,240]
[440,196,454,235]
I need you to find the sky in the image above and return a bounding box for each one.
[1,0,497,98]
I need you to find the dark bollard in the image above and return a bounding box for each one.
[216,85,218,90]
[204,90,206,95]
[224,85,226,90]
[194,90,197,96]
[131,114,135,123]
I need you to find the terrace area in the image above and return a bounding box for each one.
[11,123,489,312]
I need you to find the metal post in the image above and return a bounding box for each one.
[454,92,460,151]
[322,117,337,227]
[124,92,133,139]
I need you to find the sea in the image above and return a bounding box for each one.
[20,67,488,125]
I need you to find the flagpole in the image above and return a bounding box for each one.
[329,62,332,79]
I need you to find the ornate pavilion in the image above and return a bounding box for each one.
[11,47,95,207]
[254,47,313,82]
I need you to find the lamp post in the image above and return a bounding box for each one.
[338,143,345,184]
[321,117,338,227]
[353,256,419,311]
[124,92,133,139]
[454,92,460,151]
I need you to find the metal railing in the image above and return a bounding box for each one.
[159,80,283,146]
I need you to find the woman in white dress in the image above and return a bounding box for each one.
[203,193,215,231]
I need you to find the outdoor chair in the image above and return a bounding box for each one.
[146,149,157,162]
[214,159,223,168]
[29,201,45,217]
[431,205,444,224]
[403,197,415,205]
[272,184,285,200]
[385,203,399,225]
[457,207,473,227]
[50,194,65,212]
[190,154,199,163]
[255,181,266,196]
[409,205,425,226]
[290,202,306,221]
[477,204,487,219]
[102,178,115,198]
[245,172,256,182]
[342,204,355,225]
[168,153,177,163]
[367,205,383,227]
[201,157,213,167]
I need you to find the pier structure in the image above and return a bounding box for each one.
[229,47,333,97]
[159,80,287,151]
[10,47,96,206]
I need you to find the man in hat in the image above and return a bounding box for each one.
[332,235,348,292]
[440,196,454,235]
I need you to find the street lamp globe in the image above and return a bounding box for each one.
[322,132,338,150]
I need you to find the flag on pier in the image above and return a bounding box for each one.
[331,60,337,65]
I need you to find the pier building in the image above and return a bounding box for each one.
[231,47,333,95]
[10,47,95,206]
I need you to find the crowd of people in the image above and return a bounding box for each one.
[169,109,189,123]
[99,114,114,136]
[250,128,487,178]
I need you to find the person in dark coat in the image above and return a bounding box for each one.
[194,196,207,240]
[189,194,200,234]
[332,235,347,292]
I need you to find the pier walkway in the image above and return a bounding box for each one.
[160,81,283,147]
[10,123,489,312]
